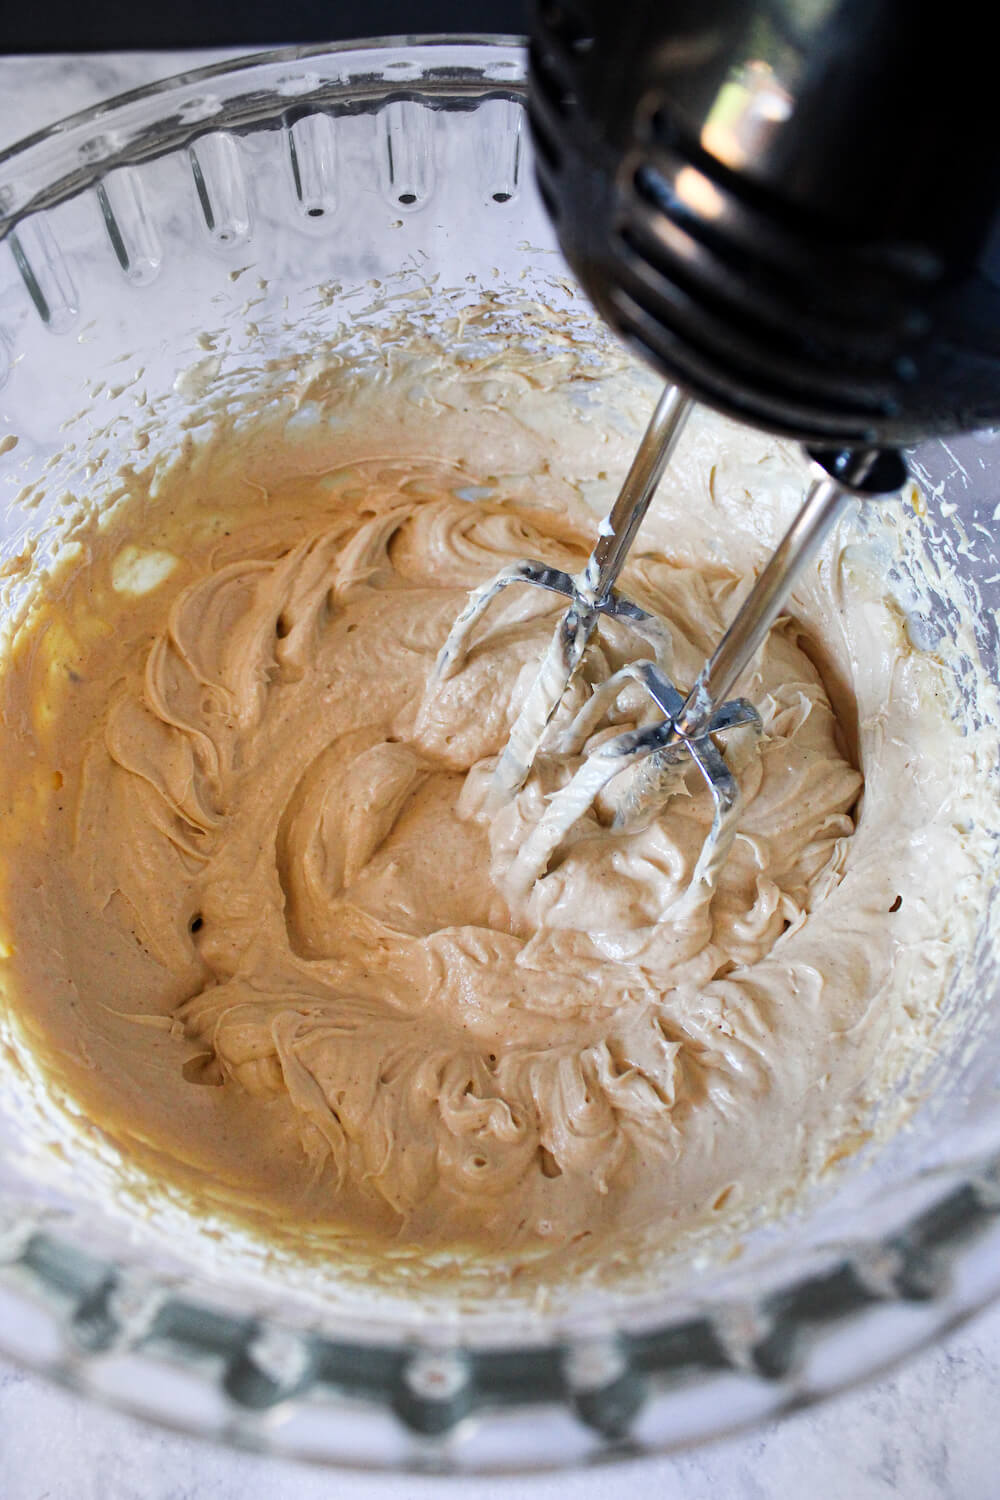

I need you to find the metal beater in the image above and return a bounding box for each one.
[432,388,905,887]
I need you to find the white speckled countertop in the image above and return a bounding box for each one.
[2,47,1000,1500]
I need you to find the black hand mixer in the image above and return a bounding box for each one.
[434,0,1000,886]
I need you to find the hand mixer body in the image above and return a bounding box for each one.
[528,0,1000,447]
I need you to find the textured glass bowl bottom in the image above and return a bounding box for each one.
[2,39,1000,1475]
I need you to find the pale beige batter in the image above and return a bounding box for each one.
[0,348,993,1289]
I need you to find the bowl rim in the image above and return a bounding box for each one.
[0,34,528,168]
[0,35,529,239]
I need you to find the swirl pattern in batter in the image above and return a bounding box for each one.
[0,387,986,1282]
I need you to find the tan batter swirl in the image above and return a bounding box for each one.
[1,384,985,1282]
[18,454,870,1248]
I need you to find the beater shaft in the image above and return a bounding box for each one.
[672,471,850,741]
[510,469,857,889]
[582,383,693,606]
[492,383,692,798]
[610,470,853,832]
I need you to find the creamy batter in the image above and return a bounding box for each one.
[0,338,994,1290]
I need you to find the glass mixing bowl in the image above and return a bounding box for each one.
[2,38,1000,1476]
